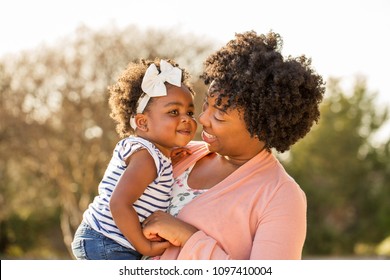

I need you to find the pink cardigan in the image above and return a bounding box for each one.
[160,141,307,260]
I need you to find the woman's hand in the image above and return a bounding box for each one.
[142,211,198,247]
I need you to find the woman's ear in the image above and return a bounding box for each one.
[135,114,148,131]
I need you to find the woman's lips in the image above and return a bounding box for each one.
[201,130,216,143]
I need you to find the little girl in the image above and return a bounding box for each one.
[71,58,197,259]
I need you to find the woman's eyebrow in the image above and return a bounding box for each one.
[212,100,228,114]
[204,94,228,114]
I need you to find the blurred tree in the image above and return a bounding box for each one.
[0,24,212,259]
[282,77,390,257]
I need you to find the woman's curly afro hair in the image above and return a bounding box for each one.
[108,58,194,138]
[201,30,325,153]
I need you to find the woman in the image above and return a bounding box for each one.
[142,31,325,260]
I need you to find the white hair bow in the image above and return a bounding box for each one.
[130,60,182,130]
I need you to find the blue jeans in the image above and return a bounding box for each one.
[71,221,142,260]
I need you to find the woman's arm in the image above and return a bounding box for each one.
[143,182,306,260]
[183,183,306,260]
[143,213,232,259]
[110,149,170,256]
[249,183,307,259]
[142,211,198,247]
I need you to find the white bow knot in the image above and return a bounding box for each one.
[141,60,182,99]
[130,60,182,129]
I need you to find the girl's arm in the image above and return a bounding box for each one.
[170,147,192,166]
[110,149,170,256]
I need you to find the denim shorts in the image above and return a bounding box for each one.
[71,221,142,260]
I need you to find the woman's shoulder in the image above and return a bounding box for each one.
[186,141,209,152]
[173,141,211,178]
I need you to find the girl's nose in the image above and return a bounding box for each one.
[181,115,191,123]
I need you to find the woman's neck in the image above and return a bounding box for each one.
[219,142,267,167]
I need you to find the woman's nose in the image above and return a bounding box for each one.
[198,110,209,127]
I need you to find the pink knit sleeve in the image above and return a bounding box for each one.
[176,231,232,260]
[250,182,307,260]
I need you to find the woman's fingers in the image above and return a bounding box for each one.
[142,211,198,247]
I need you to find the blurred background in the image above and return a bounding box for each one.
[0,0,389,259]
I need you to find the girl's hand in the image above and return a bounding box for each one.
[171,147,192,165]
[144,240,171,257]
[142,211,198,247]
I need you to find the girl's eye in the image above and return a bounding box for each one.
[187,111,195,117]
[169,110,179,115]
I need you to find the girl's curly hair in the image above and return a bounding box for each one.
[201,31,325,153]
[108,58,194,138]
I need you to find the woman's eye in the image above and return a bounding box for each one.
[214,116,224,122]
[214,110,227,121]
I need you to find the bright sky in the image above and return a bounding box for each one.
[1,0,389,139]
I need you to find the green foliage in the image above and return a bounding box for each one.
[283,77,390,257]
[1,212,67,259]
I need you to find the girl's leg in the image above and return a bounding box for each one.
[71,221,141,260]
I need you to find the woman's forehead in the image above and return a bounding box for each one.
[208,80,221,94]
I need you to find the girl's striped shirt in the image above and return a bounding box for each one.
[83,136,173,250]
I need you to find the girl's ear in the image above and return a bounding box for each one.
[134,114,148,132]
